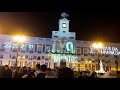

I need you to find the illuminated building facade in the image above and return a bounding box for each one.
[0,13,120,71]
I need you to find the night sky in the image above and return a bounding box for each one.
[0,12,120,43]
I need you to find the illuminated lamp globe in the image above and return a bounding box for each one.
[14,36,26,42]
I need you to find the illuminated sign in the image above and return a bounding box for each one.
[3,42,34,50]
[52,54,78,63]
[52,40,75,54]
[66,41,74,53]
[90,46,120,55]
[3,42,17,48]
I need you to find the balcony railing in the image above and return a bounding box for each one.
[12,50,17,52]
[29,51,34,53]
[0,49,5,51]
[37,51,41,53]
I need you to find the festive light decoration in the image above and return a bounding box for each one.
[96,60,105,73]
[52,54,78,63]
[90,46,120,55]
[3,42,34,50]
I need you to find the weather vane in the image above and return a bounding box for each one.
[61,12,69,18]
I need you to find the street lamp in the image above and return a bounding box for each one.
[14,35,26,68]
[92,42,103,70]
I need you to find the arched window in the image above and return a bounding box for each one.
[37,56,41,60]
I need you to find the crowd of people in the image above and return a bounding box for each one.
[0,64,98,78]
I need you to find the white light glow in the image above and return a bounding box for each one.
[90,46,120,55]
[52,54,78,63]
[14,36,26,42]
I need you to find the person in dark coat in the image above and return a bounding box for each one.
[4,65,12,78]
[90,71,97,78]
[36,64,47,78]
[57,67,74,78]
[0,66,5,78]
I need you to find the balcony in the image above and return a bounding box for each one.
[37,57,41,60]
[0,49,5,51]
[45,59,49,61]
[0,56,3,59]
[37,51,41,53]
[29,51,34,53]
[12,56,16,59]
[12,50,17,52]
[84,54,88,56]
[29,58,33,60]
[21,51,26,53]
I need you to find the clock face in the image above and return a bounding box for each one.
[62,23,67,28]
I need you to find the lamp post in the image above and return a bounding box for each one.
[92,42,103,70]
[14,36,26,68]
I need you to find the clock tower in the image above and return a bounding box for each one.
[52,12,76,40]
[59,12,69,32]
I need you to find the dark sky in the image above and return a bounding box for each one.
[0,12,120,43]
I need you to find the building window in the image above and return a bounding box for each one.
[0,54,3,59]
[12,56,16,59]
[34,56,37,60]
[25,55,28,59]
[45,46,50,53]
[45,56,49,60]
[42,56,45,59]
[29,56,33,60]
[38,47,42,53]
[25,61,28,66]
[37,62,40,64]
[12,43,18,52]
[54,36,58,38]
[69,37,74,39]
[77,48,81,55]
[0,61,2,66]
[81,58,84,61]
[9,55,11,58]
[37,56,41,60]
[28,44,34,53]
[21,44,26,52]
[0,44,5,51]
[84,47,88,56]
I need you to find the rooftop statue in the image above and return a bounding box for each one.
[61,12,69,18]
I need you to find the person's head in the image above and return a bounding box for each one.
[27,71,35,78]
[16,67,20,72]
[58,67,73,78]
[40,64,47,72]
[35,64,40,70]
[1,66,5,71]
[5,65,9,70]
[46,68,52,75]
[19,68,23,73]
[60,61,66,68]
[79,72,82,76]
